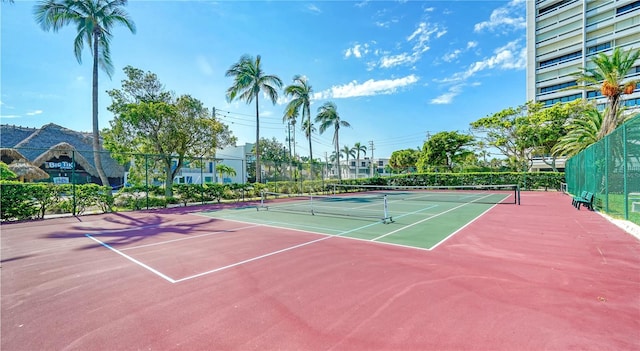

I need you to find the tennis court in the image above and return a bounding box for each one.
[201,184,520,250]
[1,191,639,350]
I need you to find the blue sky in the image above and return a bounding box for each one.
[1,0,527,159]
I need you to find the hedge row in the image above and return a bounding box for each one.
[0,172,563,221]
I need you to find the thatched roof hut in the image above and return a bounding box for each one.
[8,160,50,182]
[32,142,98,176]
[0,148,29,164]
[2,123,124,179]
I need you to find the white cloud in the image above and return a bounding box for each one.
[375,21,443,69]
[26,110,43,116]
[379,53,415,68]
[442,49,462,62]
[439,40,526,84]
[318,75,419,99]
[345,43,371,59]
[0,115,21,119]
[432,40,525,103]
[355,1,368,8]
[430,85,463,105]
[467,41,478,49]
[196,55,213,76]
[306,4,321,13]
[474,0,526,33]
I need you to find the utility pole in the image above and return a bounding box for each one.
[286,123,292,180]
[325,152,329,180]
[369,140,375,177]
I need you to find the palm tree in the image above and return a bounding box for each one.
[282,109,298,159]
[216,164,236,184]
[284,75,314,170]
[341,145,355,179]
[301,118,316,176]
[316,102,350,180]
[34,0,136,186]
[353,142,367,179]
[573,47,639,138]
[552,107,604,157]
[225,54,282,183]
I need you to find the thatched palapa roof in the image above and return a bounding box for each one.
[8,160,50,181]
[0,148,29,164]
[2,123,124,178]
[32,142,98,176]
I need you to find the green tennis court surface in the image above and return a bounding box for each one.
[201,187,515,250]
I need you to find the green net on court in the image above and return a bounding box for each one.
[258,191,392,222]
[331,184,520,205]
[565,115,640,224]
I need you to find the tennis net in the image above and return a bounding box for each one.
[258,191,393,223]
[331,184,520,205]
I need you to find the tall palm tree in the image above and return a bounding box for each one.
[225,54,282,183]
[34,0,136,186]
[353,142,367,179]
[301,118,316,176]
[573,47,639,138]
[341,145,355,179]
[284,75,314,169]
[316,102,350,180]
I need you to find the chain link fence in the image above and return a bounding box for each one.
[565,115,640,225]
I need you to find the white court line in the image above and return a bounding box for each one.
[86,234,177,283]
[172,235,335,283]
[119,224,261,251]
[372,193,495,242]
[429,202,499,250]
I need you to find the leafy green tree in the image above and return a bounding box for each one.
[284,75,314,166]
[389,148,419,173]
[0,162,16,180]
[572,47,640,138]
[519,99,588,171]
[353,142,367,178]
[216,164,236,184]
[104,67,236,197]
[316,102,350,180]
[34,0,136,186]
[416,131,474,172]
[255,138,288,179]
[470,102,535,171]
[225,54,283,183]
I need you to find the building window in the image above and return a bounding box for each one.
[540,81,577,94]
[350,161,356,167]
[623,97,640,107]
[587,90,602,99]
[538,0,572,16]
[539,51,582,68]
[378,160,384,166]
[541,93,582,106]
[587,42,611,55]
[616,0,640,15]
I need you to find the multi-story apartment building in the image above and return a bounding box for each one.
[526,0,640,109]
[526,0,640,172]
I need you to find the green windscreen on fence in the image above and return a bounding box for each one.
[565,115,640,225]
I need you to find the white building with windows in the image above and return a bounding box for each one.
[337,157,391,179]
[526,0,640,108]
[526,0,640,172]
